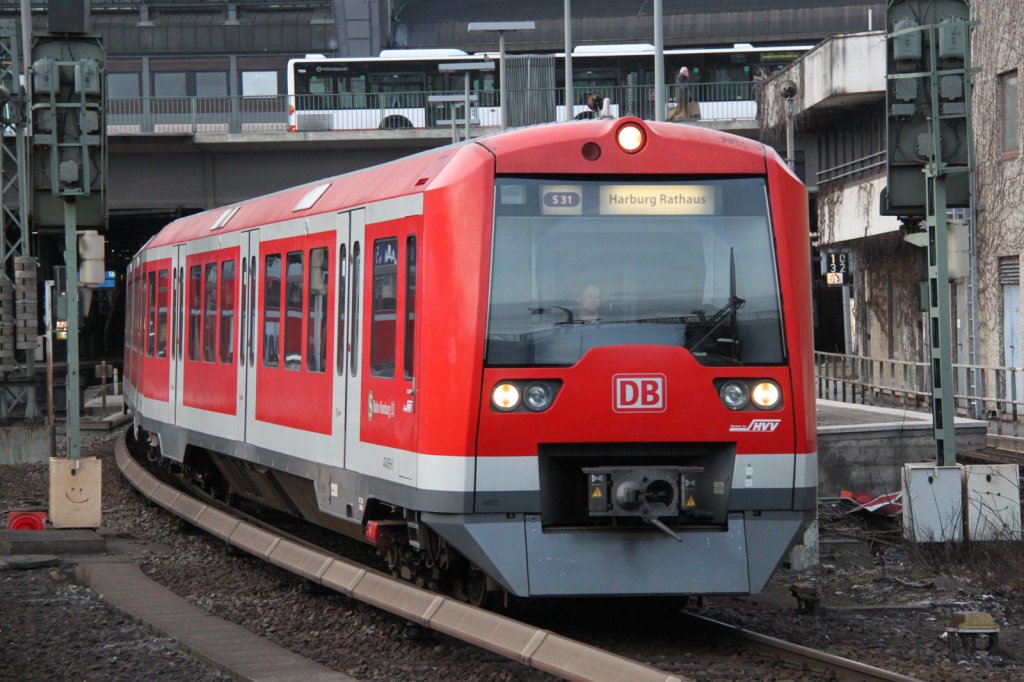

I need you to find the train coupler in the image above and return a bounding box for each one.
[582,465,704,537]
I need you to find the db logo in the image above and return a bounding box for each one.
[613,374,666,412]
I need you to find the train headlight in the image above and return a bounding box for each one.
[719,380,749,411]
[752,381,782,410]
[523,382,554,412]
[616,122,646,154]
[492,383,521,411]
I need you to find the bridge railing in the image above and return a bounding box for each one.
[815,351,1024,439]
[106,81,758,135]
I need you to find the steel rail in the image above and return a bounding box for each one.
[114,435,688,682]
[682,612,922,682]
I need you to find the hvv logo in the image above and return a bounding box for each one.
[613,374,666,412]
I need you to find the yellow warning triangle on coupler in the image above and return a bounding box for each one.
[686,496,697,508]
[591,488,603,498]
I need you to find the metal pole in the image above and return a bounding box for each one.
[785,98,796,170]
[64,201,80,460]
[563,0,573,122]
[20,0,30,88]
[45,279,54,425]
[464,72,470,140]
[653,0,665,121]
[498,31,507,131]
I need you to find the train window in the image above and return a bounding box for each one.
[157,269,169,358]
[336,244,347,376]
[404,236,416,379]
[203,263,218,362]
[188,265,202,361]
[370,238,397,378]
[349,242,361,377]
[307,247,329,373]
[284,251,304,370]
[147,270,156,357]
[220,260,235,364]
[169,267,177,360]
[240,257,247,367]
[487,177,784,367]
[249,255,256,367]
[177,266,185,360]
[263,254,281,367]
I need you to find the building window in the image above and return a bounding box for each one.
[154,72,187,98]
[196,72,228,98]
[242,71,278,96]
[108,73,140,99]
[1001,71,1019,155]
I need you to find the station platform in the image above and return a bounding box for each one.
[816,399,988,496]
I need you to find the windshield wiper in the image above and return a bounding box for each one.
[688,248,744,358]
[528,306,575,324]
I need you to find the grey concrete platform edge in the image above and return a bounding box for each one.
[74,561,356,682]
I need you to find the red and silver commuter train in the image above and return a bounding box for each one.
[124,116,816,602]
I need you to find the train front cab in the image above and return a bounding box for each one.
[423,125,816,598]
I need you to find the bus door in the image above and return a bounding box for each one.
[240,229,259,442]
[335,209,365,469]
[171,244,186,424]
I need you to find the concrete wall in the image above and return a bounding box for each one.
[0,425,56,465]
[818,408,987,496]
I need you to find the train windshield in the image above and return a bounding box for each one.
[486,177,784,367]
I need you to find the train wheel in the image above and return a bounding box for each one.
[464,567,496,609]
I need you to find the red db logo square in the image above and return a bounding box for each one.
[613,374,666,412]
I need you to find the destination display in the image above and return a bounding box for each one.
[598,185,717,215]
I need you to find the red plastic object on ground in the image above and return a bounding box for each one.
[7,510,47,531]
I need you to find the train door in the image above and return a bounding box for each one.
[335,209,364,468]
[333,210,365,468]
[171,244,186,424]
[241,229,260,442]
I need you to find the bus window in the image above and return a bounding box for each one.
[263,254,281,367]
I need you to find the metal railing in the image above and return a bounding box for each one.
[816,150,887,185]
[105,81,759,135]
[815,351,1024,439]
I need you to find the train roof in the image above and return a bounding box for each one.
[142,119,777,252]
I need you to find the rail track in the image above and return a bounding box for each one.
[116,433,686,682]
[681,613,922,682]
[116,432,922,682]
